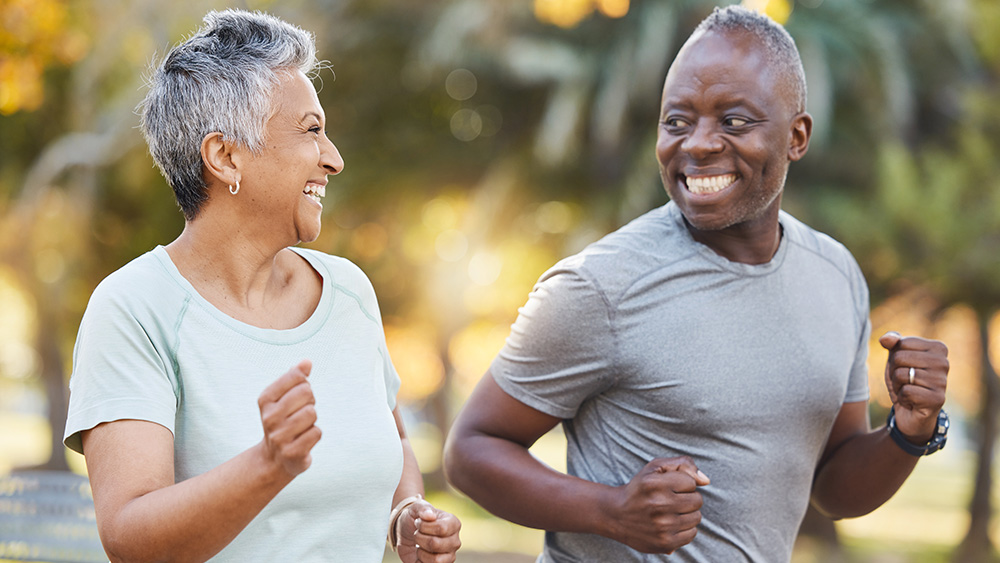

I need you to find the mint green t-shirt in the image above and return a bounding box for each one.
[64,246,404,562]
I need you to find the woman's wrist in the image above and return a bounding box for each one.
[387,494,423,551]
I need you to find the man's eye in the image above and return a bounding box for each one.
[725,117,749,127]
[664,117,688,128]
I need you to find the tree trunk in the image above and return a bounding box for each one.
[954,309,999,562]
[38,299,70,471]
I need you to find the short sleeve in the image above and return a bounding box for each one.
[380,346,401,411]
[340,255,400,411]
[844,260,872,403]
[63,281,179,454]
[490,266,617,419]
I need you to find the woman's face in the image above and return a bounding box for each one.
[239,70,343,245]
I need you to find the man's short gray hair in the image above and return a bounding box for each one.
[693,5,807,114]
[139,9,318,220]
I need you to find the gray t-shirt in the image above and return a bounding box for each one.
[492,202,870,562]
[64,246,403,562]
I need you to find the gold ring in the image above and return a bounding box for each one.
[908,367,915,385]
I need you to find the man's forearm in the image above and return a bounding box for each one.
[444,432,618,537]
[811,426,920,519]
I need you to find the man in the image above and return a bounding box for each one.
[443,6,949,562]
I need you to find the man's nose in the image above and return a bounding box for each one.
[680,118,724,159]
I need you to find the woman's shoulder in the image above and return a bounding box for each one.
[86,248,191,321]
[289,247,385,319]
[290,247,372,286]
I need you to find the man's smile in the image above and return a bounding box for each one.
[684,174,737,195]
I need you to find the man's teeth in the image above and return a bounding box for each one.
[685,174,736,195]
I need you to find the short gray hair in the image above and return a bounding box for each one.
[140,9,318,220]
[693,5,807,113]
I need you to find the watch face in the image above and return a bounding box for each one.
[937,411,950,436]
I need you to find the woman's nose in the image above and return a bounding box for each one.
[320,135,344,175]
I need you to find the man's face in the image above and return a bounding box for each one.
[656,29,809,233]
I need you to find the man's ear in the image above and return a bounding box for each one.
[787,112,812,162]
[201,132,240,186]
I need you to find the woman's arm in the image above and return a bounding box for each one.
[391,406,425,507]
[389,406,461,563]
[82,360,321,563]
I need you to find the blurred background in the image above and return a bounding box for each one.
[1,0,999,561]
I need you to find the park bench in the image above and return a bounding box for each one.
[0,470,106,563]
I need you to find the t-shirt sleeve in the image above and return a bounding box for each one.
[490,265,617,419]
[63,281,178,454]
[844,260,872,404]
[345,257,400,411]
[381,348,401,411]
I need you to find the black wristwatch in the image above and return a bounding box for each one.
[886,406,949,456]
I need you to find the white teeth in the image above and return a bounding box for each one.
[303,184,326,198]
[685,174,736,195]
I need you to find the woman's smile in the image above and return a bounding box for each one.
[303,181,326,206]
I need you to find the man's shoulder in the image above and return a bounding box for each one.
[547,204,698,291]
[780,211,863,278]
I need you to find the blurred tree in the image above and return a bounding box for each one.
[815,97,1000,563]
[0,0,195,469]
[807,5,1000,559]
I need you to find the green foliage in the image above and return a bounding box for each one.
[811,86,1000,309]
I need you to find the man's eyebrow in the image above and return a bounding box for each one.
[720,98,767,116]
[665,95,767,115]
[662,98,694,110]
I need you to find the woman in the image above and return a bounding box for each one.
[63,9,461,563]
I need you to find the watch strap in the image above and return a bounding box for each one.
[886,406,949,456]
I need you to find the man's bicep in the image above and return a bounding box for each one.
[451,370,562,449]
[492,269,616,414]
[818,400,870,468]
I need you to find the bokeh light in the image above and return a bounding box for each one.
[740,0,792,24]
[448,320,511,396]
[450,108,483,142]
[434,229,469,262]
[445,68,477,101]
[0,271,37,381]
[385,323,445,403]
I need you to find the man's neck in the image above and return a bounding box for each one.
[684,212,782,265]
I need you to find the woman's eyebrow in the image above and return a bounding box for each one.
[300,111,323,123]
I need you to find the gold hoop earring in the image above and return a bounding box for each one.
[229,180,240,195]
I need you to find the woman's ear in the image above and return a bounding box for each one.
[787,112,813,162]
[201,132,239,186]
